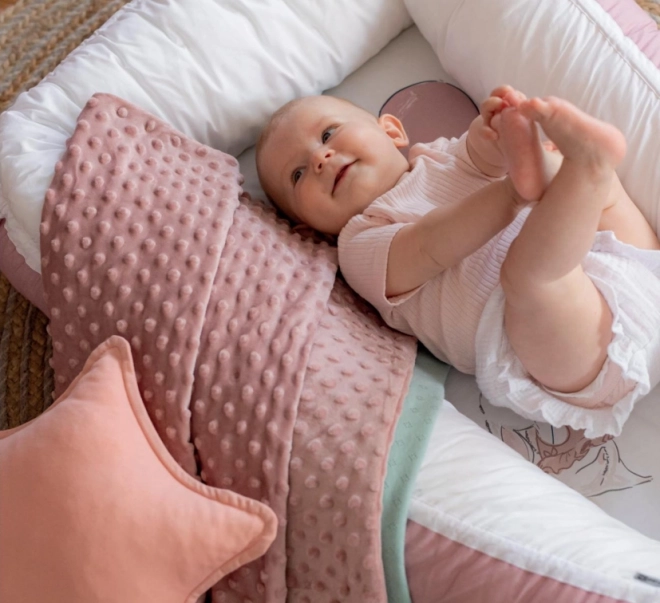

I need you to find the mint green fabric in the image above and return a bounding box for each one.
[381,346,449,603]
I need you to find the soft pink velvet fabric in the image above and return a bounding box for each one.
[404,521,625,603]
[40,93,417,603]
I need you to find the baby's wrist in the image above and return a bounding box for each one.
[466,125,507,178]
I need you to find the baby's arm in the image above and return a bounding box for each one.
[466,85,527,178]
[386,178,523,297]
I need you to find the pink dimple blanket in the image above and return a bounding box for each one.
[40,94,417,602]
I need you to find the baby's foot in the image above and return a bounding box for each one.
[492,107,546,201]
[519,97,626,170]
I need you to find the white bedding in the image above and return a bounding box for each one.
[446,368,660,540]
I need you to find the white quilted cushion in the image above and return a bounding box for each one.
[0,0,411,271]
[410,402,660,601]
[404,0,660,236]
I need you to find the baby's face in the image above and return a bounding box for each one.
[258,96,409,234]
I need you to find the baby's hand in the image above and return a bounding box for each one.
[479,85,527,141]
[466,85,527,177]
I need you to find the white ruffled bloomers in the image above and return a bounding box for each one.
[475,231,660,439]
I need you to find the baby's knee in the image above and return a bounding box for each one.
[500,256,589,311]
[499,247,558,307]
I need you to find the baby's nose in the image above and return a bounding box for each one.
[313,149,334,173]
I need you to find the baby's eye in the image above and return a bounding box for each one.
[292,169,303,186]
[321,127,335,143]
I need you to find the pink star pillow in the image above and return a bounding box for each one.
[0,336,277,603]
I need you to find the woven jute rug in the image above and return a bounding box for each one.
[0,0,130,429]
[0,0,659,430]
[639,0,660,23]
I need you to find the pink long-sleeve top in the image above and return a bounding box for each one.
[338,132,529,373]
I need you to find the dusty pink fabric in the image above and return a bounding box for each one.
[0,221,48,314]
[597,0,660,67]
[40,93,417,603]
[282,278,415,602]
[42,94,243,474]
[405,521,626,603]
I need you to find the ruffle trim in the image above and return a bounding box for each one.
[476,276,653,439]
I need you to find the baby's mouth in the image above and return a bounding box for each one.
[332,161,355,194]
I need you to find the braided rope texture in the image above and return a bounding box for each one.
[0,0,658,429]
[0,0,128,429]
[0,0,130,112]
[637,0,660,23]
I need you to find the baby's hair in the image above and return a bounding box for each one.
[256,97,306,168]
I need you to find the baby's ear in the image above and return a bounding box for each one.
[377,114,409,148]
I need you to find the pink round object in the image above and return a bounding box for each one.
[379,81,478,160]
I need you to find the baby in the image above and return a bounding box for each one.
[255,86,660,437]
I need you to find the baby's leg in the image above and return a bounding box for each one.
[497,102,660,251]
[499,97,625,394]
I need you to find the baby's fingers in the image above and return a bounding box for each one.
[505,89,527,107]
[489,85,516,100]
[481,96,507,128]
[490,85,527,108]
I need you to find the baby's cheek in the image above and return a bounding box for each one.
[352,127,380,147]
[291,189,316,224]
